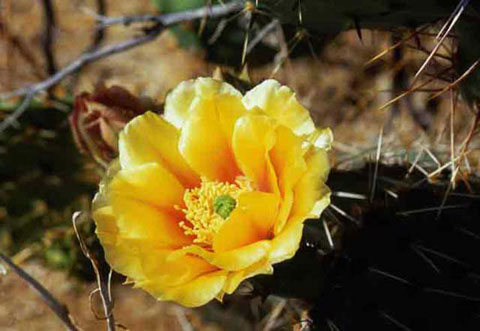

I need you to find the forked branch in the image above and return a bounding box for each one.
[0,1,244,134]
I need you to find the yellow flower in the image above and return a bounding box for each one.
[92,78,332,307]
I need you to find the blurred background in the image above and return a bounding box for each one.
[1,0,479,330]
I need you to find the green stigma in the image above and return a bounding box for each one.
[214,194,237,219]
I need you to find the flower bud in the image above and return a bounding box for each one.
[69,83,159,168]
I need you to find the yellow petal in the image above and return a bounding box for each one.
[232,113,279,193]
[170,240,271,271]
[92,159,121,211]
[138,247,217,287]
[179,97,241,181]
[223,261,273,295]
[119,111,199,188]
[143,270,228,308]
[108,162,184,209]
[291,148,331,219]
[242,80,315,137]
[101,237,148,281]
[93,206,144,280]
[309,127,334,150]
[108,187,191,248]
[93,205,118,235]
[164,77,244,130]
[269,218,304,264]
[268,149,331,264]
[213,191,279,252]
[270,126,307,234]
[94,208,193,283]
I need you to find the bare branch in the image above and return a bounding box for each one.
[0,93,34,132]
[95,1,243,28]
[0,252,80,331]
[0,1,244,133]
[1,26,158,101]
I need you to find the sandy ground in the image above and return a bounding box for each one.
[0,261,221,330]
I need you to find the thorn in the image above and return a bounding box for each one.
[427,58,480,101]
[458,227,480,240]
[246,19,279,55]
[378,66,453,112]
[364,25,430,67]
[396,204,468,216]
[436,0,470,41]
[370,126,384,203]
[322,219,334,250]
[369,267,413,285]
[424,147,441,167]
[406,147,424,177]
[411,245,441,274]
[379,311,412,331]
[427,152,466,179]
[384,189,399,199]
[212,66,224,80]
[353,17,363,44]
[327,319,341,331]
[329,204,360,225]
[449,87,457,188]
[239,63,251,82]
[436,181,452,220]
[414,244,469,267]
[412,0,469,83]
[332,191,367,200]
[425,287,480,302]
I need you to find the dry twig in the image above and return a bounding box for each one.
[93,1,243,28]
[73,211,116,331]
[0,1,244,134]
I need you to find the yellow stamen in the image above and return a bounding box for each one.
[178,177,252,246]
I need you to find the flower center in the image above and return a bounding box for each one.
[213,194,236,219]
[177,177,252,246]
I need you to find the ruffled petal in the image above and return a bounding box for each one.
[93,206,145,280]
[242,80,315,137]
[270,126,307,234]
[118,111,199,188]
[108,162,185,209]
[142,270,228,308]
[213,191,279,252]
[269,218,304,264]
[164,77,244,130]
[268,148,331,264]
[232,113,279,193]
[222,261,274,295]
[108,181,191,248]
[94,208,204,285]
[291,148,331,219]
[138,247,217,287]
[179,97,241,181]
[170,240,271,271]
